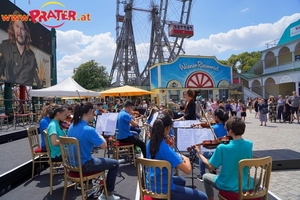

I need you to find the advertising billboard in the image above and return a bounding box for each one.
[0,0,52,88]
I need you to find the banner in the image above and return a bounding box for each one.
[0,6,51,88]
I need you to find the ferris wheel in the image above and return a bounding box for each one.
[109,0,194,86]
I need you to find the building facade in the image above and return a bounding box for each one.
[239,19,300,99]
[150,55,232,104]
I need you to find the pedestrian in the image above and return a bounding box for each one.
[258,99,268,126]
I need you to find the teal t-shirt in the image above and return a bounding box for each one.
[47,119,66,158]
[209,138,253,192]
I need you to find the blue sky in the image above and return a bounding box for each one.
[9,0,300,83]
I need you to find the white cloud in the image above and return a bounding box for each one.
[55,13,300,83]
[184,13,300,56]
[240,8,249,13]
[56,30,115,83]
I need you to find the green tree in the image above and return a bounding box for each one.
[219,51,261,73]
[73,60,110,90]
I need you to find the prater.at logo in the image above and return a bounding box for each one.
[1,1,91,28]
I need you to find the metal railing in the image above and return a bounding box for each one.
[264,61,300,74]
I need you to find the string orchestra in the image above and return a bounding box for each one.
[37,90,253,200]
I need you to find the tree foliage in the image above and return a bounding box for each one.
[218,51,261,73]
[73,60,110,90]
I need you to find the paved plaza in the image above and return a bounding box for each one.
[242,110,300,200]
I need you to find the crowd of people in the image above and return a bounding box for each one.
[248,90,300,125]
[35,89,300,199]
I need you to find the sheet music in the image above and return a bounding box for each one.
[173,120,199,128]
[96,115,104,134]
[150,112,159,127]
[95,113,118,136]
[177,128,215,152]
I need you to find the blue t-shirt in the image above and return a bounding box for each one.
[39,116,50,147]
[212,123,227,138]
[95,109,101,115]
[225,104,231,111]
[116,110,132,140]
[146,116,153,125]
[68,120,104,165]
[209,138,253,192]
[47,119,66,158]
[146,140,182,193]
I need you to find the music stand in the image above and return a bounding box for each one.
[95,114,118,158]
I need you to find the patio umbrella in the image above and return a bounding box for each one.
[100,85,153,96]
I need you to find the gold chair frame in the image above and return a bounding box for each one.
[218,156,272,200]
[43,130,64,195]
[136,158,171,200]
[106,133,136,166]
[27,126,48,179]
[59,136,108,200]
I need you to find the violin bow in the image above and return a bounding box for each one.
[200,105,217,139]
[76,90,81,101]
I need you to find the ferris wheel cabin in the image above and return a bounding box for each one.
[168,23,194,38]
[116,14,125,22]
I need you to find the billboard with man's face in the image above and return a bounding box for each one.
[0,0,52,88]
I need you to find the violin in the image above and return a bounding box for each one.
[191,120,216,128]
[133,111,140,118]
[65,115,73,123]
[59,120,70,130]
[187,136,232,151]
[164,135,175,147]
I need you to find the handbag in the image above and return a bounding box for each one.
[260,107,268,114]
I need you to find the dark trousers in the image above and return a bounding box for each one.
[118,135,146,157]
[277,105,284,120]
[82,158,119,192]
[231,111,237,116]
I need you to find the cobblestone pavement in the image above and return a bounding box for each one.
[243,110,300,200]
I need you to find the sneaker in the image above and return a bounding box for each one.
[135,147,141,154]
[197,174,203,182]
[98,192,120,200]
[87,187,97,197]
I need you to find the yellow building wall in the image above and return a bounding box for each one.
[265,85,279,97]
[279,53,292,65]
[278,83,294,96]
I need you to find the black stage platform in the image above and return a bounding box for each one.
[0,129,280,199]
[253,149,300,170]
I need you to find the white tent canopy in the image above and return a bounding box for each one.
[29,77,100,97]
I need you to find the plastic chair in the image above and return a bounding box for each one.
[136,158,171,200]
[218,156,272,200]
[43,130,64,195]
[27,126,49,179]
[59,136,108,200]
